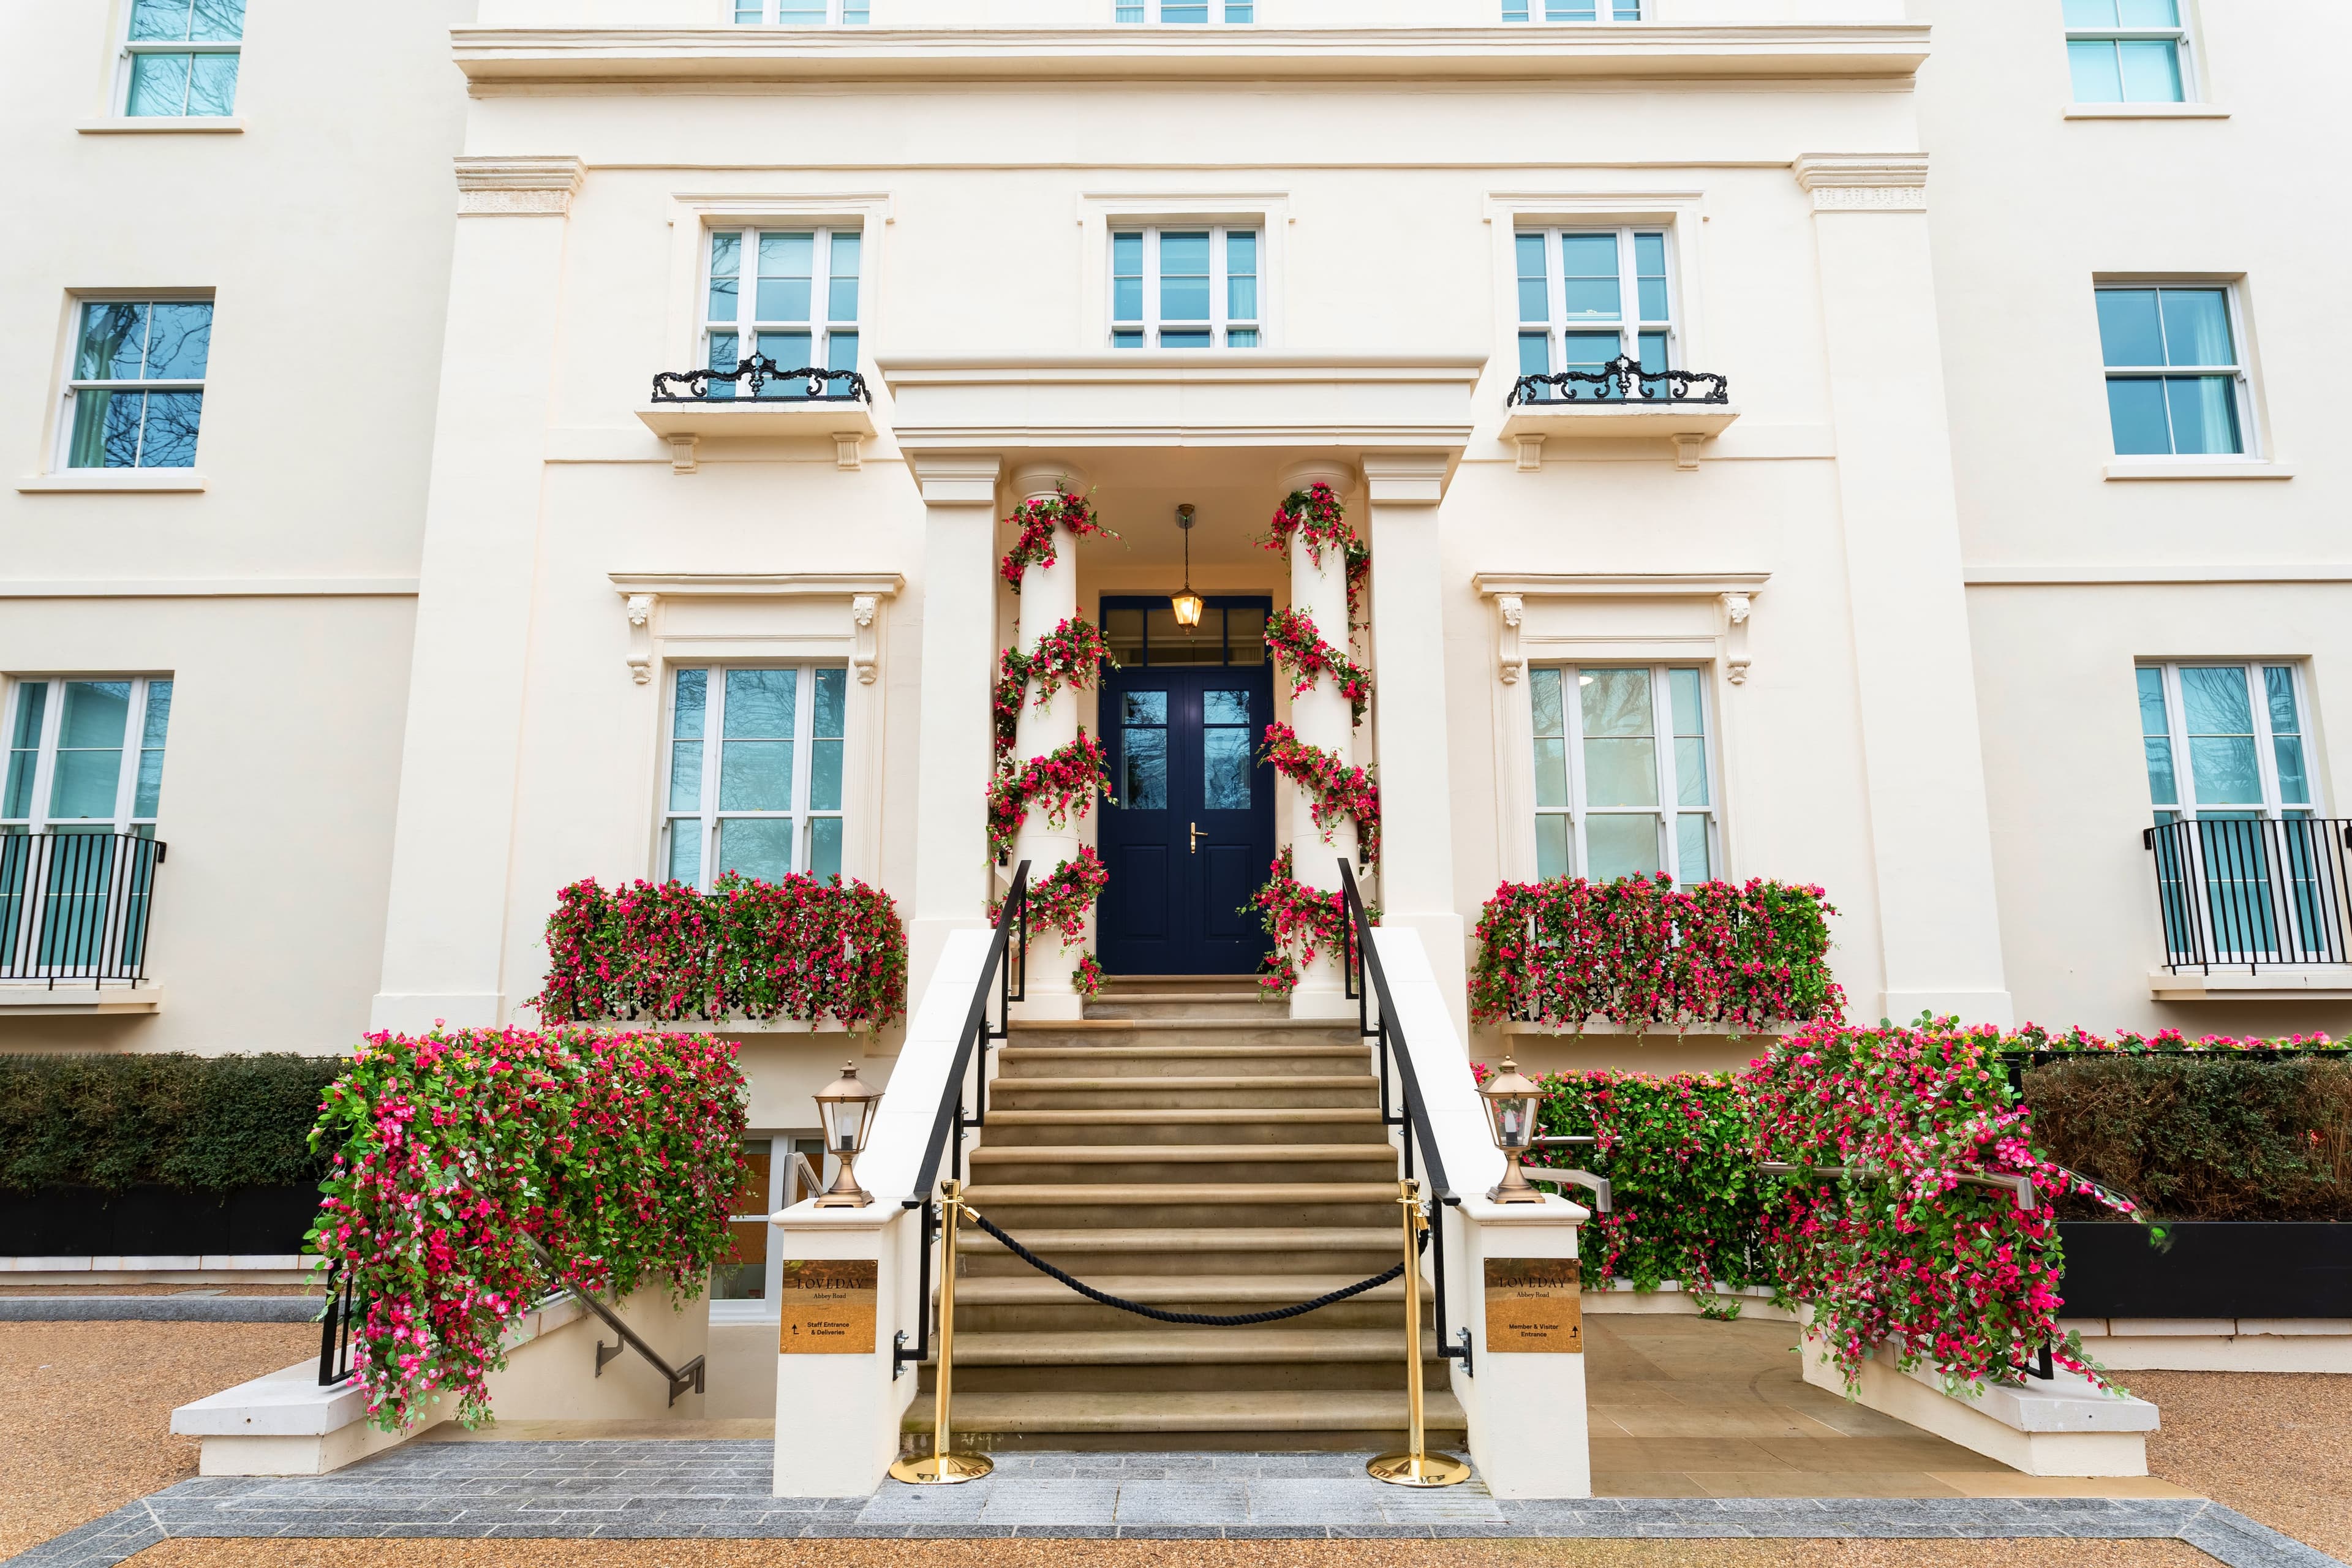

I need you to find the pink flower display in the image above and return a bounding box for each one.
[987,732,1115,864]
[1261,482,1370,626]
[1243,845,1363,998]
[1262,608,1372,726]
[1260,721,1380,868]
[998,489,1117,592]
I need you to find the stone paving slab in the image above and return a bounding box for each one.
[2,1441,2342,1567]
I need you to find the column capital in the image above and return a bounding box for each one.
[1792,153,1929,213]
[453,155,586,216]
[1009,458,1090,503]
[1359,453,1451,506]
[908,453,1003,506]
[1277,458,1357,498]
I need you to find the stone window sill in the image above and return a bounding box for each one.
[2148,967,2352,1002]
[2065,103,2228,120]
[17,472,207,493]
[2104,459,2291,481]
[78,117,244,134]
[0,982,163,1016]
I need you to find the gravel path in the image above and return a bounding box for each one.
[0,1321,315,1561]
[2133,1370,2352,1562]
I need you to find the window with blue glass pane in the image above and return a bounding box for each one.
[2095,285,2242,456]
[703,227,861,398]
[123,0,242,118]
[2064,0,2187,104]
[1108,225,1261,347]
[731,1,870,21]
[664,665,852,891]
[64,300,210,470]
[1115,0,1254,18]
[1,677,173,835]
[1517,227,1673,398]
[1503,0,1642,17]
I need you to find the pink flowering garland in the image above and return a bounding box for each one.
[1243,845,1365,999]
[1263,608,1372,725]
[987,731,1115,863]
[1260,721,1380,868]
[1470,875,1843,1032]
[307,1025,749,1430]
[1746,1019,2139,1396]
[1071,951,1104,997]
[533,873,907,1029]
[1262,482,1371,625]
[1000,489,1117,592]
[995,843,1109,944]
[993,615,1114,763]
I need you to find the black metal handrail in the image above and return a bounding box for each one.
[2142,815,2352,972]
[0,830,165,989]
[650,355,870,404]
[1337,859,1473,1376]
[892,860,1030,1378]
[1508,354,1729,407]
[316,1259,360,1387]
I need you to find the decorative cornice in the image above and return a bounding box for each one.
[1476,571,1771,685]
[607,573,903,684]
[454,155,586,216]
[1791,153,1928,213]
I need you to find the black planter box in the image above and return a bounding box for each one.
[2059,1221,2352,1319]
[0,1184,320,1259]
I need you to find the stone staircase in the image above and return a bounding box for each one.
[905,973,1464,1452]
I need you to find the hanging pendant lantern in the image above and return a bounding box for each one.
[1170,503,1204,628]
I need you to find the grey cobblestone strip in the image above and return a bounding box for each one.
[2,1444,2341,1567]
[0,1296,322,1323]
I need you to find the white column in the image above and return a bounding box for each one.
[1796,154,2013,1027]
[1362,453,1470,1045]
[1008,459,1090,1020]
[371,157,584,1032]
[905,454,1004,1012]
[1278,459,1360,1019]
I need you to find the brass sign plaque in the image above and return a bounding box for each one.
[1484,1257,1582,1353]
[777,1259,878,1354]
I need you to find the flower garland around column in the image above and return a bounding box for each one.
[993,845,1112,997]
[1000,488,1118,592]
[993,615,1115,763]
[1245,846,1376,1000]
[1259,720,1379,869]
[1262,481,1371,627]
[1264,608,1371,726]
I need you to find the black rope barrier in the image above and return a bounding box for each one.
[964,1207,1425,1328]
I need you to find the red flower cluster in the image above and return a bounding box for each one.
[307,1025,750,1430]
[1261,483,1371,625]
[1243,845,1357,998]
[1469,875,1843,1032]
[1000,489,1117,592]
[987,731,1114,863]
[993,615,1113,763]
[1263,608,1371,725]
[533,873,907,1030]
[1260,722,1381,868]
[997,843,1110,944]
[1071,950,1105,997]
[1745,1019,2138,1396]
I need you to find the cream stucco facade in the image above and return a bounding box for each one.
[4,0,2346,1116]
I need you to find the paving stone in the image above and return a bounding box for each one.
[1112,1480,1250,1526]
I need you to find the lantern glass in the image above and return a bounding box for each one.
[1477,1055,1547,1156]
[816,1063,878,1156]
[1171,589,1205,628]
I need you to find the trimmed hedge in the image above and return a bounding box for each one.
[0,1052,345,1195]
[2026,1055,2352,1223]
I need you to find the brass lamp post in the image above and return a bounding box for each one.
[1479,1054,1550,1204]
[812,1061,880,1208]
[1170,503,1205,628]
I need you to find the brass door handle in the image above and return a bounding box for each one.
[1189,821,1204,854]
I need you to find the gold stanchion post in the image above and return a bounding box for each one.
[1367,1177,1471,1487]
[889,1179,993,1483]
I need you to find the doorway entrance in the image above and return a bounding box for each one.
[1096,596,1276,976]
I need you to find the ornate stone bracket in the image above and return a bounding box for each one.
[453,155,586,217]
[1721,591,1754,685]
[851,594,881,684]
[1792,153,1929,213]
[1475,571,1771,685]
[607,574,904,685]
[624,594,657,685]
[1493,593,1526,685]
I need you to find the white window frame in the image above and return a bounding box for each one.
[1502,1,1643,19]
[2,676,173,838]
[2064,3,2196,104]
[53,293,213,473]
[1109,225,1261,350]
[2094,281,2254,459]
[701,225,862,387]
[714,1131,831,1315]
[1529,663,1719,888]
[114,0,244,119]
[725,0,869,23]
[660,663,849,890]
[2138,660,2318,823]
[1114,1,1254,21]
[1515,225,1676,387]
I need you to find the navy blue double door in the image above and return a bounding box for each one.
[1095,597,1276,976]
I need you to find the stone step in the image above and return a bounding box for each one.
[899,1389,1468,1452]
[962,1182,1401,1232]
[948,1271,1426,1335]
[981,1108,1392,1148]
[1095,974,1263,995]
[1082,994,1284,1020]
[998,1044,1368,1079]
[955,1224,1401,1277]
[918,1329,1441,1393]
[991,1075,1380,1112]
[1007,1020,1361,1054]
[966,1143,1400,1187]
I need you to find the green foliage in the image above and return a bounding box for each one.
[2027,1055,2352,1222]
[0,1052,345,1194]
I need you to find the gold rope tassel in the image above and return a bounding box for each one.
[889,1178,993,1483]
[1366,1177,1471,1487]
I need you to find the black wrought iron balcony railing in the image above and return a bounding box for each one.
[0,830,167,989]
[650,355,870,405]
[2143,815,2352,973]
[1507,353,1729,407]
